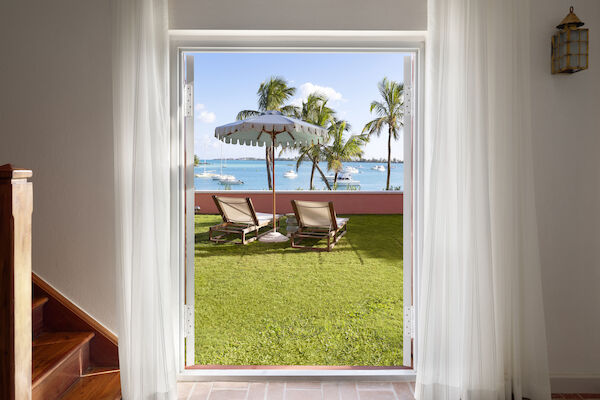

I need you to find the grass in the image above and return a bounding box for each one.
[194,214,403,366]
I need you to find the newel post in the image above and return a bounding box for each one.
[0,164,33,400]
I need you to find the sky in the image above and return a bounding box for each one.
[192,52,408,160]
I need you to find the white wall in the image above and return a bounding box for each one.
[0,0,117,331]
[530,0,600,389]
[169,0,427,31]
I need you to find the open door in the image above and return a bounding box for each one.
[402,53,415,368]
[183,53,195,367]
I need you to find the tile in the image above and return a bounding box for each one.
[208,389,247,400]
[322,382,340,400]
[189,383,212,400]
[286,389,323,400]
[339,382,359,400]
[357,382,394,391]
[247,382,267,400]
[178,383,195,400]
[358,390,397,400]
[266,382,285,400]
[189,382,212,400]
[286,381,322,390]
[212,381,249,389]
[392,382,414,399]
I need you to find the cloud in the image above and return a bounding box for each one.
[195,103,216,123]
[289,82,344,108]
[299,82,344,102]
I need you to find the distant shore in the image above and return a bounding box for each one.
[198,158,404,163]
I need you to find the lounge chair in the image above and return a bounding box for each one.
[290,200,348,251]
[210,195,281,244]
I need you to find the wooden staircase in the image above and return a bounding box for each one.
[31,287,121,400]
[1,165,121,400]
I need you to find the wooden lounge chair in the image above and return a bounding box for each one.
[210,195,282,244]
[290,200,349,251]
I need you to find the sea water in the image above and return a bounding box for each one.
[194,160,403,191]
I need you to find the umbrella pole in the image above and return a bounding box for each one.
[272,133,276,233]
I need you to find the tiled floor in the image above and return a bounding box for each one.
[177,381,415,400]
[178,382,600,400]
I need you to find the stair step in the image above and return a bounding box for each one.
[32,296,49,337]
[60,369,121,400]
[32,296,49,310]
[32,331,95,400]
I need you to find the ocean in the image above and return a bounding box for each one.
[194,159,404,191]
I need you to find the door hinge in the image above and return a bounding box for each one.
[184,83,193,118]
[403,84,413,121]
[405,305,415,339]
[184,304,194,337]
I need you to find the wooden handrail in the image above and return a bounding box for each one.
[0,164,33,400]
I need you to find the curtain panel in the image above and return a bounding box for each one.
[112,0,177,398]
[416,0,551,398]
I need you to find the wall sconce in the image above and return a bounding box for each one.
[552,6,589,74]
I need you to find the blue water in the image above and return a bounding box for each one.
[194,160,403,191]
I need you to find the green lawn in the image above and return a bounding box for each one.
[194,214,403,366]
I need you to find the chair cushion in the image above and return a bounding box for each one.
[255,212,282,224]
[336,217,349,228]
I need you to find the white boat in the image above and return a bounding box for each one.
[326,172,360,189]
[371,165,386,171]
[343,166,359,174]
[218,175,244,185]
[283,170,298,178]
[195,163,216,178]
[195,171,216,179]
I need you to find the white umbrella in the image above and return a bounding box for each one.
[215,110,328,242]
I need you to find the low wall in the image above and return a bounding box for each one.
[195,191,403,215]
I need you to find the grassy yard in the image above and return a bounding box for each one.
[194,214,403,366]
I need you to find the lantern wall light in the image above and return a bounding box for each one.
[552,6,589,74]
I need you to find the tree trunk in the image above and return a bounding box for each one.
[309,155,331,190]
[386,127,392,190]
[265,146,272,190]
[310,161,316,190]
[334,172,339,186]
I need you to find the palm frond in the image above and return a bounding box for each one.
[236,109,259,120]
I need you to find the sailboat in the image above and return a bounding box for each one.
[195,159,216,178]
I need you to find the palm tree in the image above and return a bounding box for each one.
[236,76,296,189]
[293,93,335,190]
[362,77,404,190]
[325,120,368,186]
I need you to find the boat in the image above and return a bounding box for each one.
[371,165,385,171]
[283,170,298,178]
[218,175,244,185]
[325,172,361,189]
[195,162,216,178]
[195,171,216,179]
[343,166,359,174]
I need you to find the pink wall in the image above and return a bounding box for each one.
[196,191,403,215]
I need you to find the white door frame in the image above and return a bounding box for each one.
[169,30,425,379]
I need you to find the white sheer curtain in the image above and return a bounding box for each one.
[416,0,551,399]
[112,0,177,399]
